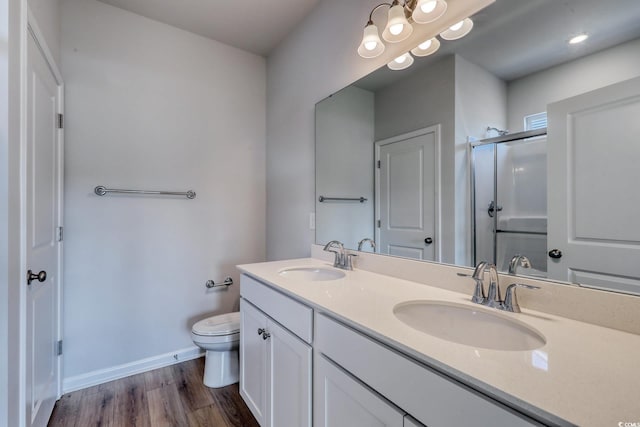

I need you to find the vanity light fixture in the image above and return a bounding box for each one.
[439,18,474,40]
[387,52,414,70]
[569,33,588,44]
[412,0,447,24]
[357,0,473,61]
[411,37,440,57]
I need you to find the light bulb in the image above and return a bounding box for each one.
[418,39,432,50]
[389,23,404,36]
[387,52,414,70]
[420,0,437,13]
[450,21,464,31]
[364,41,378,51]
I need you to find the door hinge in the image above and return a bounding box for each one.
[377,160,381,168]
[56,340,63,356]
[57,113,63,129]
[56,226,64,242]
[377,220,381,228]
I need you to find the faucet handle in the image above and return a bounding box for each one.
[457,272,485,304]
[345,253,358,270]
[503,283,540,313]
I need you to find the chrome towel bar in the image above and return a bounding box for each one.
[318,196,367,203]
[94,185,196,199]
[206,277,233,289]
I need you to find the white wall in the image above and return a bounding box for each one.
[315,86,374,250]
[455,55,506,265]
[507,37,640,132]
[266,0,493,261]
[61,0,265,382]
[28,0,59,63]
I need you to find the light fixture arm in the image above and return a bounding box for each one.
[367,3,392,25]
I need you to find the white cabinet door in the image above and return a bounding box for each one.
[268,319,312,427]
[240,297,312,427]
[547,76,640,294]
[314,354,404,427]
[240,299,268,426]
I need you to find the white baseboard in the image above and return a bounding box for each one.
[62,346,204,394]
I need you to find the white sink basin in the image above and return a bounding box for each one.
[393,301,546,351]
[278,267,345,281]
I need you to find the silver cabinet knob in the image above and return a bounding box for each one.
[257,328,265,335]
[262,331,271,340]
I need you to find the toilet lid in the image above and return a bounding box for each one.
[192,312,240,336]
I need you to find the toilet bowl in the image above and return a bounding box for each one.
[191,311,240,388]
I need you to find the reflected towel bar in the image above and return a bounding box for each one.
[94,185,196,199]
[319,196,367,203]
[206,277,233,289]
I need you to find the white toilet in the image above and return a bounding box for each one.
[191,311,240,388]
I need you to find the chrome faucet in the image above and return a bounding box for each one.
[323,240,357,270]
[467,262,501,308]
[465,262,540,312]
[508,254,531,275]
[357,238,376,252]
[484,264,502,309]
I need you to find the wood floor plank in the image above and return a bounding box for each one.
[172,358,215,412]
[80,379,116,398]
[113,373,151,427]
[187,403,229,427]
[209,384,260,427]
[147,383,189,427]
[47,392,82,427]
[143,365,175,391]
[76,384,116,427]
[48,359,256,427]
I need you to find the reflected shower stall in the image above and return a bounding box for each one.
[472,129,548,277]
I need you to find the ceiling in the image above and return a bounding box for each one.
[357,0,640,91]
[97,0,321,56]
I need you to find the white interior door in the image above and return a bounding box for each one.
[547,76,640,294]
[25,31,62,427]
[376,126,440,261]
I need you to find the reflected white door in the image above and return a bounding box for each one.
[25,32,62,427]
[547,76,640,295]
[376,126,440,261]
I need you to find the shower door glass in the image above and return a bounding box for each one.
[473,135,547,277]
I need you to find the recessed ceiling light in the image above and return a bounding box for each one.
[569,34,588,44]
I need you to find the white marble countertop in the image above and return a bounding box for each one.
[237,258,640,427]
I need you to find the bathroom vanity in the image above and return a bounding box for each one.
[237,255,640,427]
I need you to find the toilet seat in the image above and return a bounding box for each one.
[192,312,240,337]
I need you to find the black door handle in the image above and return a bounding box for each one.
[27,270,47,285]
[548,249,563,259]
[424,238,433,245]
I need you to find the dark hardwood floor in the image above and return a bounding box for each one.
[48,357,259,427]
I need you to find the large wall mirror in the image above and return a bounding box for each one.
[315,0,640,295]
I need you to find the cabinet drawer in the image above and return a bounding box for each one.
[241,274,313,343]
[315,313,541,427]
